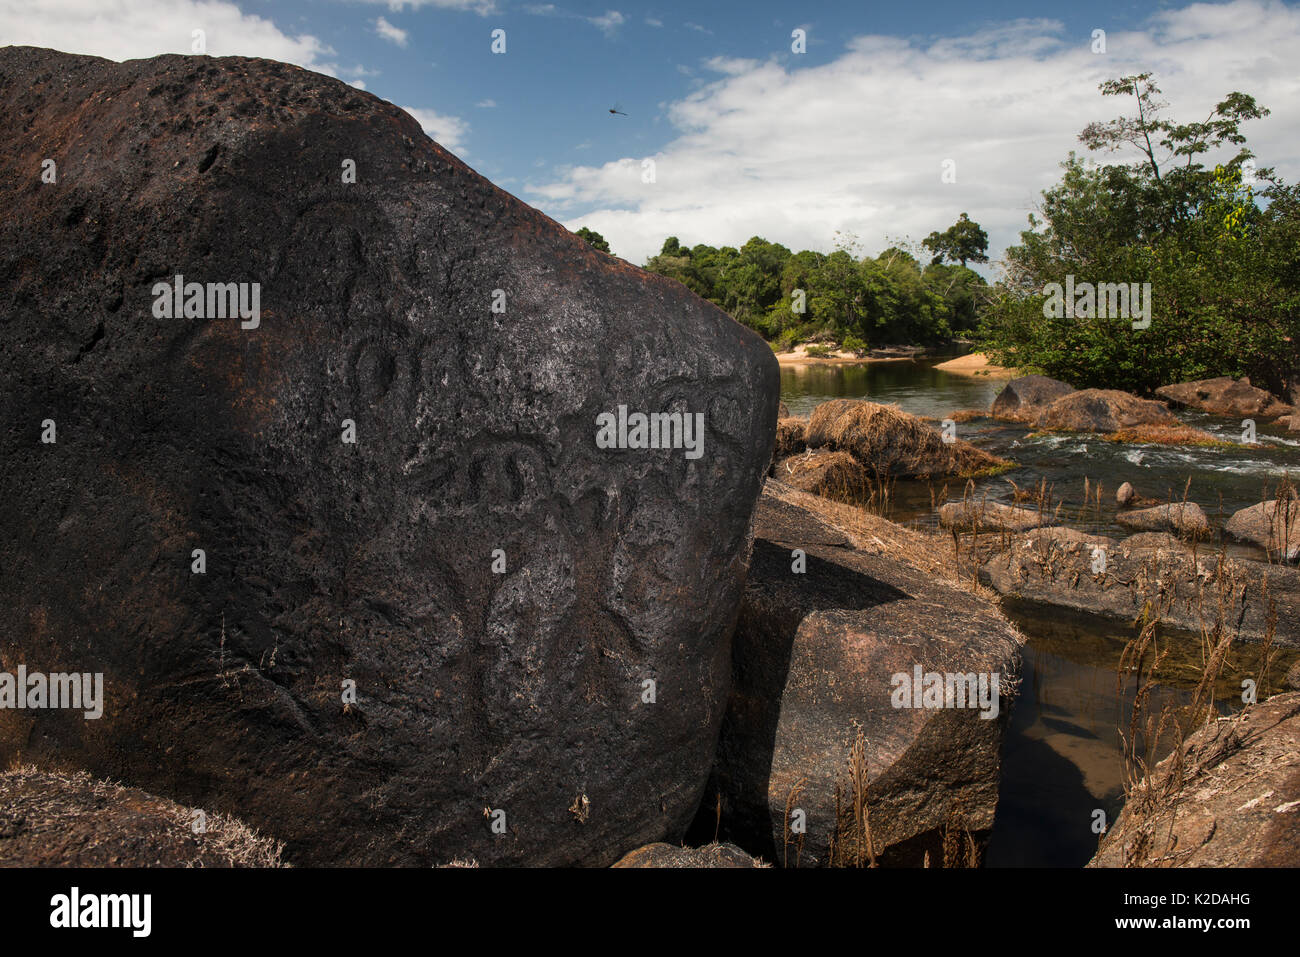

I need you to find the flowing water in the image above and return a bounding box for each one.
[779,358,1300,866]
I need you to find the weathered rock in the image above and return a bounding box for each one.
[1156,377,1293,419]
[1090,692,1300,867]
[1224,500,1300,563]
[611,841,766,868]
[1288,661,1300,691]
[0,766,285,867]
[1116,481,1137,507]
[966,533,1300,646]
[938,500,1056,534]
[1115,502,1210,538]
[699,483,1023,867]
[774,450,872,501]
[805,399,1008,479]
[990,375,1075,422]
[1037,389,1177,433]
[0,48,778,865]
[1122,532,1191,552]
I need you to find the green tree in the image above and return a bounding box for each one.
[980,75,1296,396]
[922,213,989,268]
[575,226,611,253]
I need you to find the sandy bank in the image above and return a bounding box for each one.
[932,352,1018,377]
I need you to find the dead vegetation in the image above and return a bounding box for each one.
[0,765,286,867]
[1106,533,1284,866]
[807,399,1011,480]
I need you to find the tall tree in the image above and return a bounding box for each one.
[922,213,989,268]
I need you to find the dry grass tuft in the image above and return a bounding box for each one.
[807,399,1010,479]
[1104,425,1232,447]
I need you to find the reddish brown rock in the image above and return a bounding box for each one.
[1156,377,1293,419]
[990,375,1075,422]
[1037,389,1176,433]
[700,484,1023,867]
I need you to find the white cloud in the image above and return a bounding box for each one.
[0,0,337,71]
[588,10,624,37]
[538,0,1300,268]
[401,105,469,153]
[346,0,496,14]
[476,98,497,108]
[646,17,662,28]
[373,16,408,48]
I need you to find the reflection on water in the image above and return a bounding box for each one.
[986,600,1298,867]
[781,359,1003,421]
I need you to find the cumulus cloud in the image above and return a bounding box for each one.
[539,0,1300,267]
[0,0,338,71]
[373,16,408,48]
[401,105,469,153]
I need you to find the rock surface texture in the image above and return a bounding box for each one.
[1155,377,1293,419]
[699,482,1023,867]
[1090,692,1300,867]
[0,48,778,865]
[990,375,1075,422]
[611,841,766,867]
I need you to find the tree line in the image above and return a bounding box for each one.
[576,73,1299,396]
[577,221,990,353]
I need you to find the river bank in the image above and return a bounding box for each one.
[777,358,1300,866]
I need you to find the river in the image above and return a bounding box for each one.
[780,357,1300,866]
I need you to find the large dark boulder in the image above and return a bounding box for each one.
[990,374,1074,422]
[698,483,1023,867]
[0,48,778,865]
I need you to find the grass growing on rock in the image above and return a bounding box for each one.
[807,399,1012,479]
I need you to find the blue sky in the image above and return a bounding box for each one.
[5,1,1300,271]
